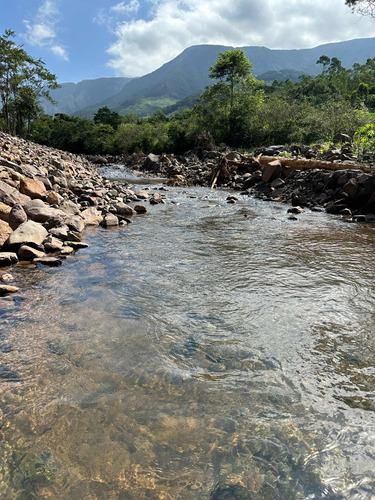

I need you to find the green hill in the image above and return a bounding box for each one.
[42,38,375,118]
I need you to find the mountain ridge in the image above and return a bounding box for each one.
[42,38,375,118]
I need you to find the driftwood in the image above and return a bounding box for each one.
[256,155,373,173]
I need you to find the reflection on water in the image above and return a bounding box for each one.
[1,177,375,499]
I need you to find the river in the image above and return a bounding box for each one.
[0,169,375,499]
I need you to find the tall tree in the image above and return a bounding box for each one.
[196,48,263,144]
[0,29,59,135]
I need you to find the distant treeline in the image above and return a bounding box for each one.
[1,32,375,158]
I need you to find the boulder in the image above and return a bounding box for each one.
[66,216,85,233]
[0,273,14,282]
[0,252,18,267]
[0,202,11,222]
[115,202,136,217]
[134,204,147,214]
[137,190,149,200]
[20,177,47,199]
[60,200,80,216]
[287,206,305,214]
[46,191,63,205]
[7,220,48,248]
[18,245,46,261]
[24,199,66,223]
[33,256,62,267]
[0,284,19,295]
[43,236,64,252]
[343,178,358,199]
[262,160,282,183]
[0,220,13,247]
[0,178,30,207]
[81,207,103,226]
[8,204,27,230]
[150,193,164,204]
[144,153,160,171]
[100,214,119,227]
[50,225,69,241]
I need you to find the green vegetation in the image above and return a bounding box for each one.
[26,51,375,158]
[0,29,59,136]
[1,33,375,161]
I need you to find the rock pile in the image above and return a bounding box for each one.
[0,132,156,294]
[128,143,375,220]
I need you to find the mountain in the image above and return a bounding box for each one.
[43,38,375,118]
[42,77,132,116]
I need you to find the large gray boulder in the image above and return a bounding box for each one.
[115,202,136,217]
[81,207,103,226]
[0,179,30,207]
[24,199,66,223]
[7,220,48,247]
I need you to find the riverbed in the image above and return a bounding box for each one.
[1,170,375,499]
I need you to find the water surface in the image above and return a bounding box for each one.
[1,171,375,499]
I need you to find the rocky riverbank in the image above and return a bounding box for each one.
[0,132,162,295]
[125,138,375,221]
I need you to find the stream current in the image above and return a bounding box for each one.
[0,169,375,499]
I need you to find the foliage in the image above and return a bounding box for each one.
[353,121,375,161]
[0,29,59,136]
[2,39,375,158]
[346,0,375,16]
[94,106,122,130]
[194,49,264,145]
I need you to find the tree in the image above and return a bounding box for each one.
[0,29,59,135]
[346,0,375,16]
[316,55,331,74]
[196,48,263,144]
[94,106,122,130]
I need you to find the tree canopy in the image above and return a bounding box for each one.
[0,29,59,135]
[346,0,375,16]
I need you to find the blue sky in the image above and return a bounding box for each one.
[1,0,375,84]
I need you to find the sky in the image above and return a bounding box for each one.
[1,0,375,83]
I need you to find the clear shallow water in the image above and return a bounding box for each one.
[1,172,375,499]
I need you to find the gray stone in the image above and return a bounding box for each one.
[100,214,119,227]
[49,225,69,241]
[287,206,305,214]
[115,202,136,217]
[134,204,147,214]
[33,256,62,267]
[8,220,48,247]
[343,178,358,199]
[60,200,80,216]
[18,245,45,261]
[81,207,103,226]
[43,236,64,252]
[8,204,27,230]
[24,199,66,223]
[66,215,85,233]
[0,252,18,266]
[0,284,19,295]
[0,179,30,207]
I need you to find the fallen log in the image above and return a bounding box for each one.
[256,155,373,173]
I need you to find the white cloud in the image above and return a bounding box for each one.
[106,0,375,77]
[111,1,140,14]
[23,0,69,60]
[51,45,69,61]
